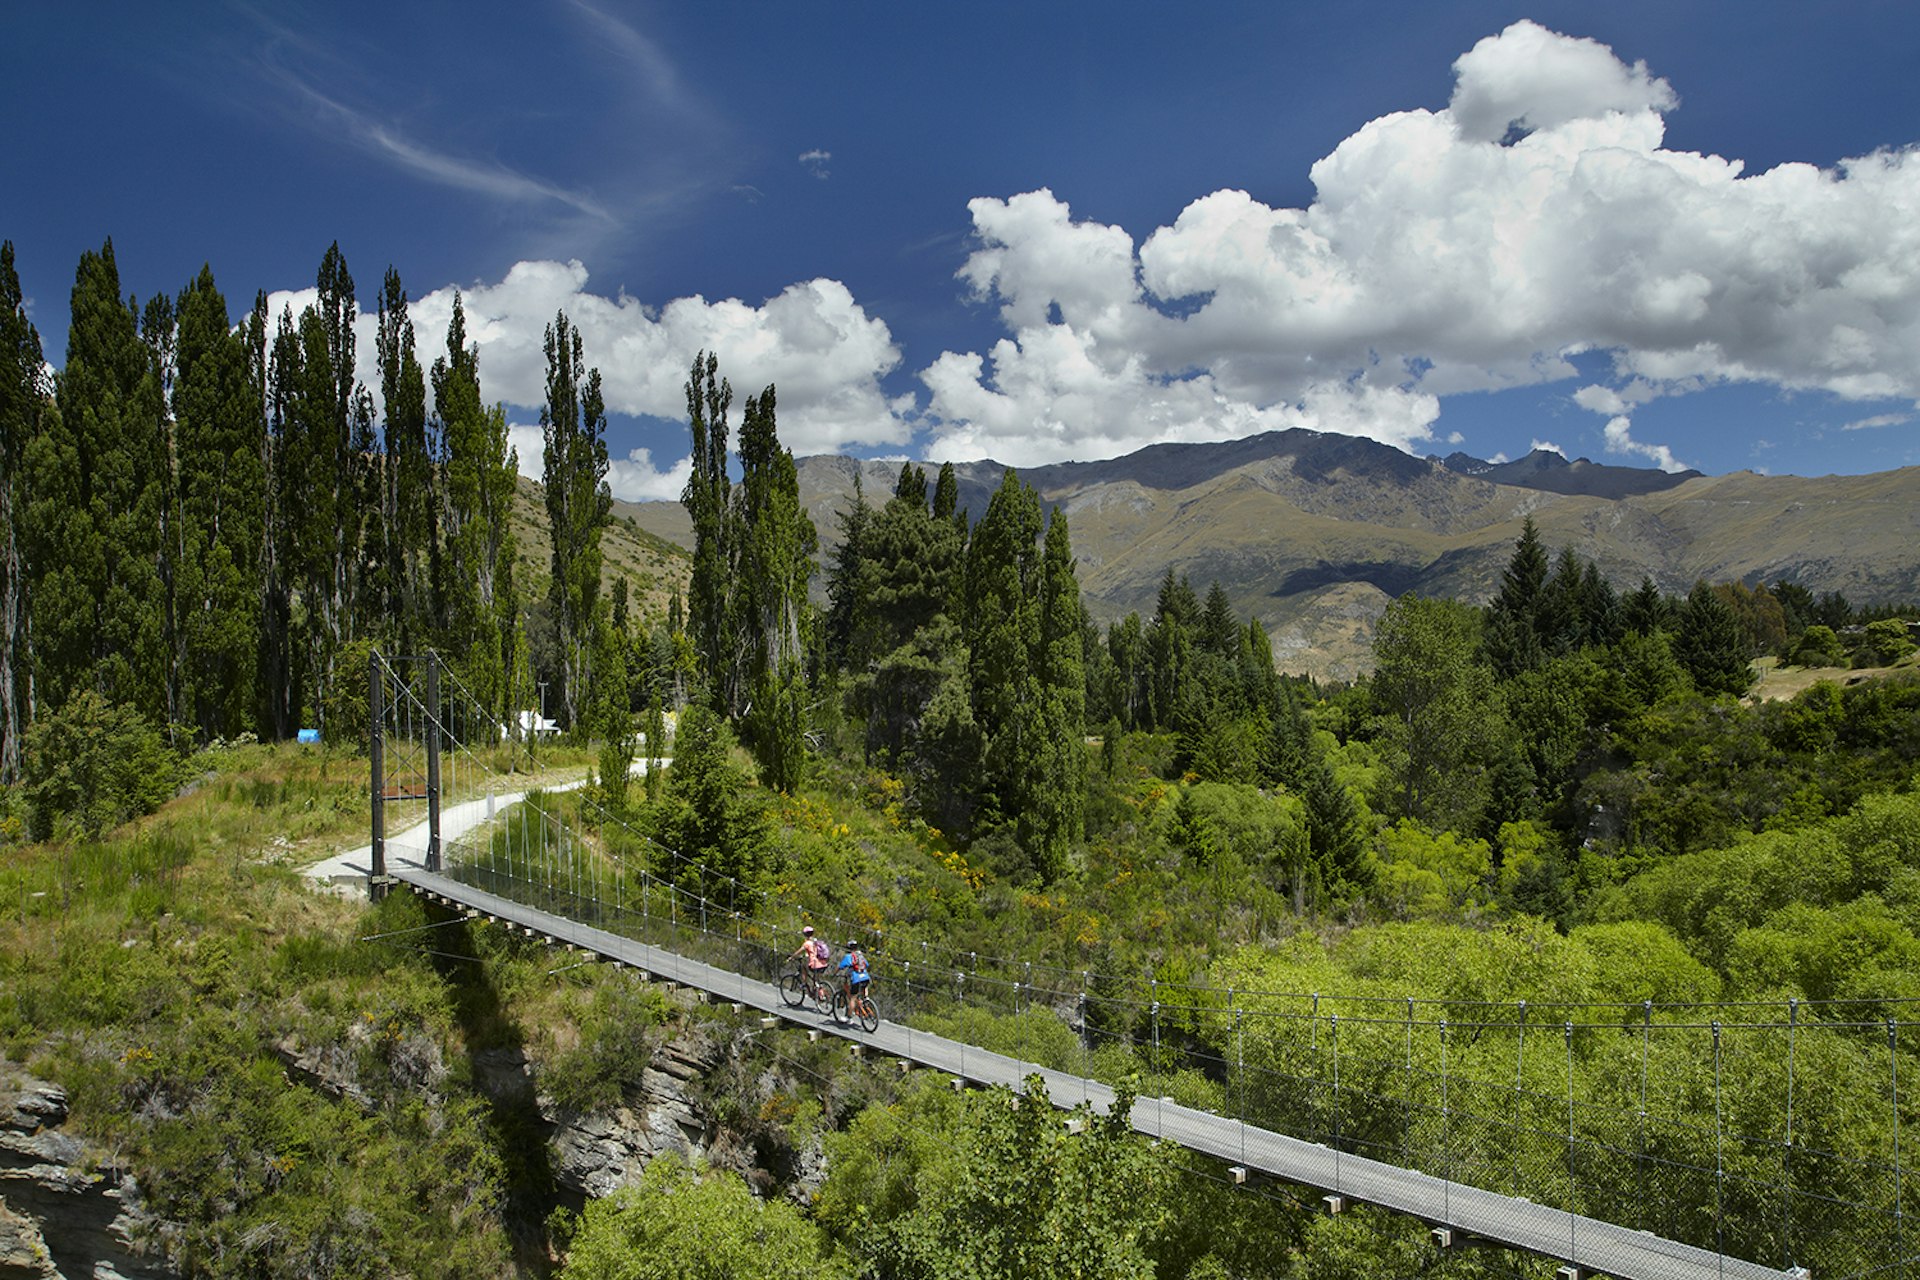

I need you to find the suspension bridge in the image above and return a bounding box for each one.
[351,651,1914,1280]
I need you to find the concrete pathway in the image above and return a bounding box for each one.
[303,757,665,897]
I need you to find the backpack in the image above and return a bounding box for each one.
[808,938,830,965]
[850,950,867,975]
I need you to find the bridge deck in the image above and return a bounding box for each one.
[390,862,1793,1280]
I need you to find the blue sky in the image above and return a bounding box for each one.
[6,2,1920,499]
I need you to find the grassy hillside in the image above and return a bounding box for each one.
[509,476,691,624]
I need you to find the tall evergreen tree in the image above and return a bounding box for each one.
[1484,515,1549,677]
[1674,580,1752,697]
[539,311,610,731]
[824,471,873,672]
[964,470,1042,847]
[1145,570,1199,731]
[1622,574,1667,636]
[1302,754,1372,909]
[0,242,43,779]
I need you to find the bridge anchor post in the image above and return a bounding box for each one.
[369,649,386,899]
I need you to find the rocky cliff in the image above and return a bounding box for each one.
[0,1070,169,1280]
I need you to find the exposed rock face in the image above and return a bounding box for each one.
[518,1016,827,1207]
[539,1032,725,1199]
[0,1070,172,1279]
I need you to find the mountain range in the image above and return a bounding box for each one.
[605,428,1920,681]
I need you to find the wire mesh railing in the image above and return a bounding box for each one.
[373,653,1915,1279]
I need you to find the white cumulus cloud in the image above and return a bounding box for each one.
[1601,416,1689,472]
[268,259,909,501]
[920,20,1920,468]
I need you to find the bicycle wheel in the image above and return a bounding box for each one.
[856,990,878,1033]
[779,970,806,1008]
[809,977,834,1015]
[830,989,850,1026]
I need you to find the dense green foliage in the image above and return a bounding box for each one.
[4,236,1920,1277]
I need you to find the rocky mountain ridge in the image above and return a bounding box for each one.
[607,428,1920,681]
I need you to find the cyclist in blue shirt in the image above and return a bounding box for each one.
[838,940,872,1012]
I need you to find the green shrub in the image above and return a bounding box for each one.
[1786,624,1847,668]
[1854,618,1918,668]
[23,691,177,840]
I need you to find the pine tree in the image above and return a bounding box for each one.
[1674,580,1752,697]
[1302,754,1371,909]
[1622,575,1667,636]
[865,464,959,658]
[0,242,44,780]
[824,471,873,671]
[1484,516,1549,676]
[539,310,610,731]
[1145,570,1198,731]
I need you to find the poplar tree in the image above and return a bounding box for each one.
[964,470,1040,841]
[959,470,1098,876]
[681,351,734,709]
[35,241,168,723]
[733,384,815,791]
[272,244,368,732]
[539,310,610,731]
[1031,503,1085,872]
[435,293,520,720]
[170,266,264,740]
[0,242,43,779]
[262,306,301,736]
[377,267,435,652]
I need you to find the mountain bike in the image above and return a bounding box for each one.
[779,962,833,1013]
[832,983,879,1033]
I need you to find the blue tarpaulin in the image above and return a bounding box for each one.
[297,728,321,744]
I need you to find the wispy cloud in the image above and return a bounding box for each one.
[269,68,614,222]
[563,0,714,130]
[1841,412,1909,431]
[799,149,832,180]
